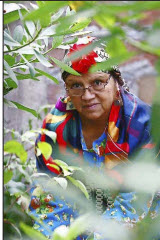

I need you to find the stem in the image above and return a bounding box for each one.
[5,196,21,214]
[4,153,13,170]
[10,45,55,69]
[155,149,160,159]
[4,28,42,54]
[127,38,160,57]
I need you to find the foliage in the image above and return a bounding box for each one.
[3,1,160,240]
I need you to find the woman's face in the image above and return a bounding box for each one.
[65,72,118,121]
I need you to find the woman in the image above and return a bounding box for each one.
[29,37,159,240]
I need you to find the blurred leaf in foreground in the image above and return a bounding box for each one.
[4,140,27,163]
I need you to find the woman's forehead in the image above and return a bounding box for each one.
[65,72,109,82]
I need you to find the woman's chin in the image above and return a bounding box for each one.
[81,112,104,121]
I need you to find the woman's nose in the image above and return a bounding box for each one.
[81,87,95,100]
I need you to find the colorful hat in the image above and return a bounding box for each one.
[63,36,110,74]
[62,36,129,91]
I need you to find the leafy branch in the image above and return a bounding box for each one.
[10,44,57,69]
[4,28,42,54]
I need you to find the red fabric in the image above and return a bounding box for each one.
[105,141,129,154]
[68,43,98,73]
[108,104,121,123]
[40,118,61,175]
[56,114,73,147]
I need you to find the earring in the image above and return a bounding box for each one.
[114,90,123,106]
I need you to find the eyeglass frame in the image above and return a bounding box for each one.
[65,74,112,96]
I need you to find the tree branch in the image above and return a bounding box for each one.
[4,28,42,54]
[10,45,55,69]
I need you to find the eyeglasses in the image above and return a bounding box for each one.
[65,75,111,96]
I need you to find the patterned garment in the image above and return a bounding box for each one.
[29,87,160,239]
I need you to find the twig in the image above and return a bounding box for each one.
[155,149,160,160]
[10,44,55,69]
[5,196,21,214]
[4,153,13,170]
[4,28,42,54]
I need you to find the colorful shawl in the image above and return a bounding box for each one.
[36,87,153,175]
[29,88,160,240]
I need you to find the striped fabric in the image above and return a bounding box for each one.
[29,87,160,240]
[36,87,153,175]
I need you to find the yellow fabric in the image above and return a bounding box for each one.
[108,121,119,142]
[105,152,129,170]
[45,113,68,124]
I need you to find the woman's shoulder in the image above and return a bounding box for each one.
[121,88,151,125]
[43,97,77,131]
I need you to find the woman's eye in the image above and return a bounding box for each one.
[71,83,82,89]
[94,80,102,86]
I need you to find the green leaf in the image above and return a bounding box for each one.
[20,54,35,77]
[21,130,36,142]
[35,68,59,84]
[56,18,91,35]
[67,176,89,199]
[13,72,41,81]
[94,13,115,28]
[65,214,91,240]
[49,56,80,76]
[4,86,14,95]
[52,36,64,49]
[66,38,102,63]
[68,166,83,172]
[51,8,65,23]
[38,25,57,38]
[54,177,68,189]
[34,49,52,67]
[13,25,23,43]
[4,140,27,163]
[25,21,36,37]
[4,55,15,66]
[32,185,44,197]
[4,98,17,108]
[56,8,96,36]
[106,38,128,58]
[37,104,53,114]
[4,169,13,184]
[36,1,45,8]
[41,129,57,143]
[4,99,37,117]
[63,37,78,45]
[54,159,68,167]
[24,1,68,27]
[37,142,52,160]
[20,222,48,240]
[4,30,21,47]
[69,18,91,32]
[97,1,160,15]
[90,53,134,73]
[7,180,25,195]
[4,77,17,89]
[4,9,27,25]
[4,60,18,87]
[5,74,41,84]
[128,39,160,57]
[151,85,160,146]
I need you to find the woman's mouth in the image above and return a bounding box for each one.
[83,103,99,110]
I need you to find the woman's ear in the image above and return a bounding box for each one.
[114,81,123,106]
[114,81,120,98]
